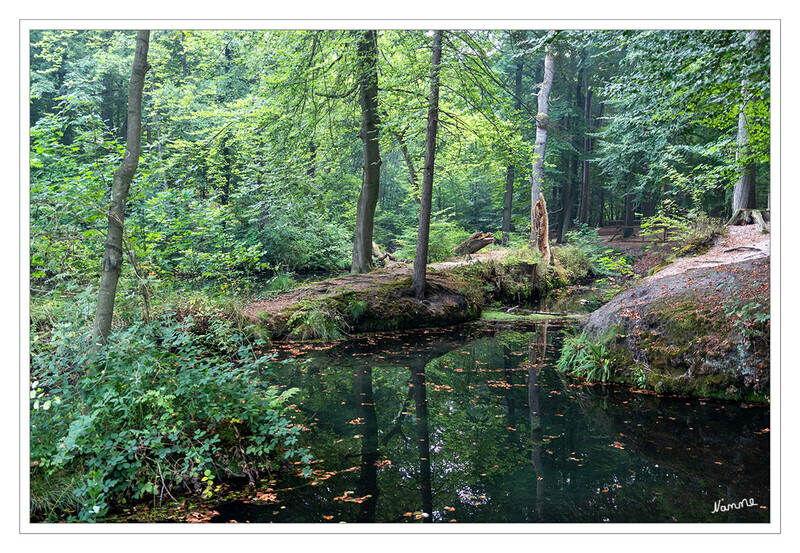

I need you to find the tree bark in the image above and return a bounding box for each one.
[578,86,593,225]
[533,193,551,265]
[732,30,760,212]
[351,30,382,274]
[91,30,150,344]
[530,43,554,246]
[623,193,635,238]
[413,30,444,299]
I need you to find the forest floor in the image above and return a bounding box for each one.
[602,223,769,277]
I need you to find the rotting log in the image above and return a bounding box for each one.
[372,241,395,262]
[453,232,496,255]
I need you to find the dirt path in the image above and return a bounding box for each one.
[649,223,770,280]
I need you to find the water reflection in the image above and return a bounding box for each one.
[354,366,378,522]
[528,322,547,518]
[209,321,769,524]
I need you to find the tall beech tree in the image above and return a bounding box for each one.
[351,30,382,273]
[413,30,444,299]
[732,30,761,212]
[91,30,151,344]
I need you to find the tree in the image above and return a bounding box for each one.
[732,30,761,212]
[351,30,382,273]
[91,30,151,343]
[578,82,594,225]
[529,40,554,257]
[412,30,444,299]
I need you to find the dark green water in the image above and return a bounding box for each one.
[210,317,770,524]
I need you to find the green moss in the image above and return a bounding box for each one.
[481,310,584,323]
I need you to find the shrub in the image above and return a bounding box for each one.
[641,210,724,255]
[30,305,310,522]
[556,224,633,279]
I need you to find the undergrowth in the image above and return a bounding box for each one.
[29,286,311,522]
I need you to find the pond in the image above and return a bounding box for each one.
[204,299,770,525]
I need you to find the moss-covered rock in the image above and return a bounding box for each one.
[582,257,770,402]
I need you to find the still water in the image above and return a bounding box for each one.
[211,315,770,524]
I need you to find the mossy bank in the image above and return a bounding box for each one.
[242,248,585,341]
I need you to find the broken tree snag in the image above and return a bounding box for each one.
[727,209,770,233]
[532,193,551,265]
[453,232,496,255]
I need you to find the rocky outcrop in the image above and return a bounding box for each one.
[583,256,770,402]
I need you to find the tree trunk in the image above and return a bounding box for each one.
[502,59,524,245]
[148,74,167,189]
[530,43,554,245]
[623,193,635,238]
[578,86,593,225]
[91,30,150,344]
[391,129,419,202]
[413,30,444,299]
[732,30,761,212]
[351,30,382,274]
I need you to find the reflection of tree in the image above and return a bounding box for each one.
[411,358,433,521]
[354,366,379,522]
[528,322,548,518]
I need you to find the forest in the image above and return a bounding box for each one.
[28,27,771,524]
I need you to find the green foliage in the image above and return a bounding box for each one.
[594,29,770,213]
[30,293,310,522]
[558,225,633,278]
[641,209,724,261]
[395,211,471,263]
[557,329,612,383]
[631,364,648,389]
[553,244,594,281]
[347,297,369,320]
[721,283,770,351]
